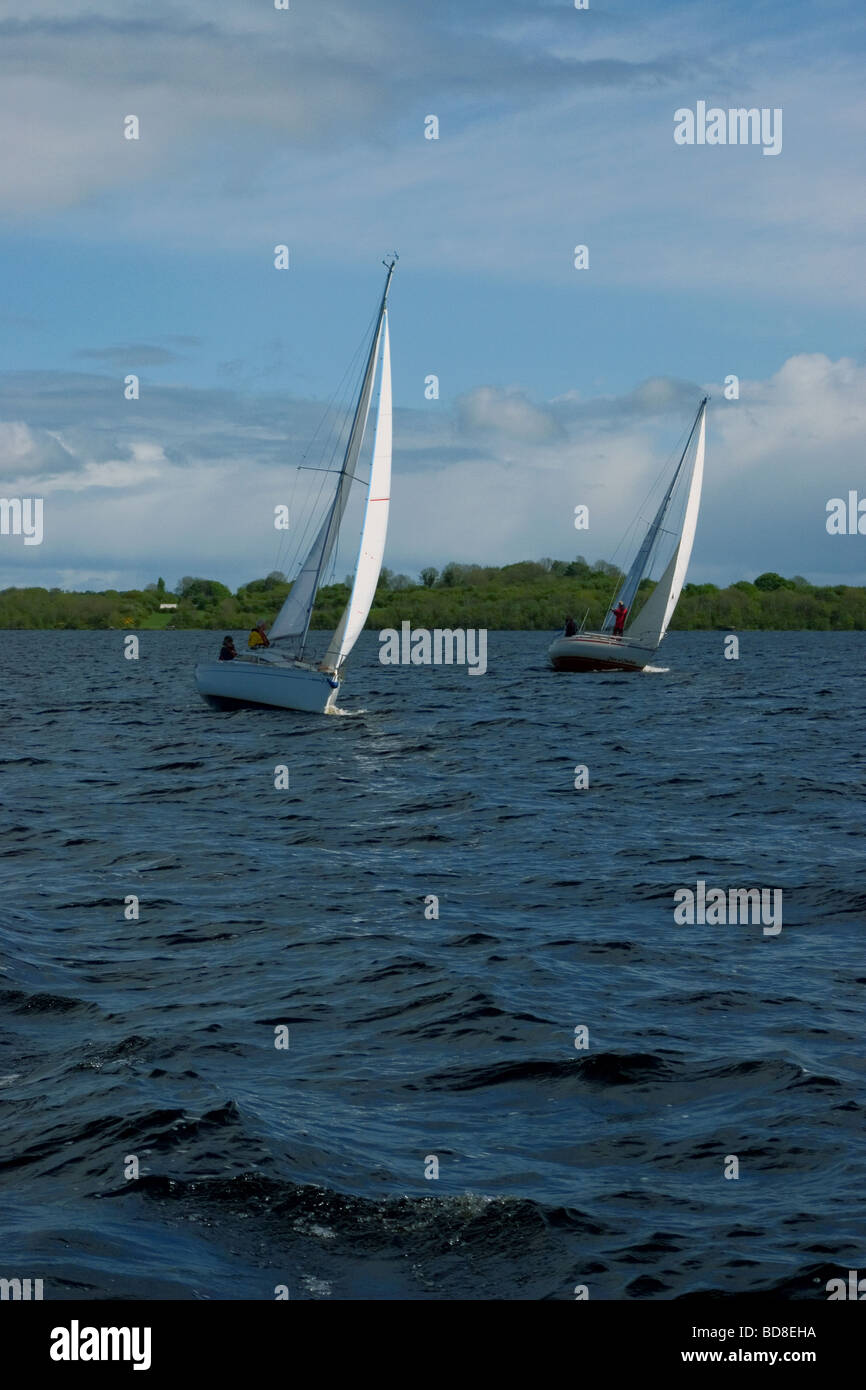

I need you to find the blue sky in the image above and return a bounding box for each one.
[0,0,863,591]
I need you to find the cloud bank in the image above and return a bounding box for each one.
[1,353,863,593]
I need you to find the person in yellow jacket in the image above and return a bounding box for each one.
[248,622,270,650]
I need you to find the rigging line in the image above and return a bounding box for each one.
[601,508,650,611]
[619,410,696,537]
[273,398,366,587]
[274,407,347,575]
[275,400,355,577]
[619,408,700,544]
[304,305,379,470]
[294,464,370,480]
[271,305,380,579]
[297,313,378,518]
[624,420,695,537]
[273,466,329,583]
[297,305,378,467]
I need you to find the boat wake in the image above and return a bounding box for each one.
[642,664,669,674]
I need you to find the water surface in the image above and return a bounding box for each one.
[1,630,863,1299]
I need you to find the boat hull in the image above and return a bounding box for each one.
[548,632,655,672]
[194,659,339,713]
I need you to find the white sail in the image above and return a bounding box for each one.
[268,303,387,648]
[625,404,706,648]
[322,312,391,671]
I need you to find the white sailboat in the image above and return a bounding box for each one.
[195,257,396,713]
[549,396,707,673]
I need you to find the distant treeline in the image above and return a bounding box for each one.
[2,560,865,631]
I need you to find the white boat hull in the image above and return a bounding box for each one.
[548,632,657,672]
[195,658,339,713]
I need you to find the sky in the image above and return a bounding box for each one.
[0,0,864,593]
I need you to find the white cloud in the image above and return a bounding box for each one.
[0,420,78,478]
[457,386,565,443]
[0,1,860,306]
[1,353,863,592]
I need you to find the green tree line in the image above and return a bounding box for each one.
[1,560,864,630]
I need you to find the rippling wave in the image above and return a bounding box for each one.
[1,630,864,1298]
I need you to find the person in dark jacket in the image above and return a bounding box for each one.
[564,615,578,636]
[613,602,628,636]
[219,636,238,661]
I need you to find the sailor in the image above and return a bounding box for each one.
[219,636,238,661]
[564,615,578,636]
[613,602,628,636]
[248,621,270,650]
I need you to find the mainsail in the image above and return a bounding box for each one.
[268,260,396,653]
[602,397,707,633]
[321,312,392,672]
[624,400,707,647]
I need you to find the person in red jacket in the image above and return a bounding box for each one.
[613,601,628,637]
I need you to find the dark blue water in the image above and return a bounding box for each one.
[1,630,864,1300]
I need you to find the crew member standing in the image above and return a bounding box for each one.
[612,601,628,637]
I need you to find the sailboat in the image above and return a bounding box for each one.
[549,396,707,673]
[195,257,396,713]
